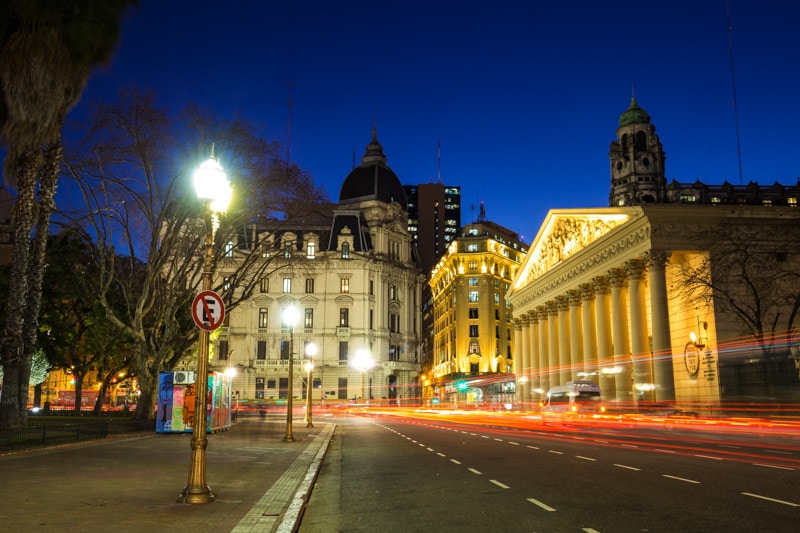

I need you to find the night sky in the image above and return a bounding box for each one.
[73,0,800,242]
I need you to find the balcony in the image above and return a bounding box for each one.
[381,361,421,372]
[336,327,350,339]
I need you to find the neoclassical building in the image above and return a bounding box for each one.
[507,97,800,411]
[210,129,424,406]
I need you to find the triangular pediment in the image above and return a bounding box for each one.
[512,208,636,291]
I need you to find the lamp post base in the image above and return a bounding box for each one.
[177,485,215,504]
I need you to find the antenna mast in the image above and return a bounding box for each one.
[726,0,744,184]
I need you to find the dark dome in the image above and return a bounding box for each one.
[338,128,408,210]
[619,96,651,127]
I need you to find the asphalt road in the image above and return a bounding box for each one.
[299,413,800,532]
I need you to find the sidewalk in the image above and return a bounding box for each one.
[0,415,336,533]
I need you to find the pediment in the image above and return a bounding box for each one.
[513,208,635,290]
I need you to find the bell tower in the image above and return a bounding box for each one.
[608,96,667,206]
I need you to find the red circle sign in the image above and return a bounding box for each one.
[192,290,225,331]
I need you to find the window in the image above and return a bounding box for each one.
[340,278,350,293]
[341,242,350,259]
[496,326,500,338]
[224,241,234,257]
[304,308,314,329]
[469,325,479,337]
[223,277,231,291]
[389,313,400,333]
[495,309,500,320]
[283,278,292,293]
[339,308,349,327]
[255,378,265,399]
[469,308,479,319]
[339,341,349,361]
[468,260,477,271]
[305,278,315,293]
[281,340,290,360]
[788,197,798,207]
[307,241,315,259]
[389,344,400,362]
[467,243,478,252]
[284,241,293,258]
[389,284,397,300]
[267,379,276,389]
[260,278,269,293]
[468,277,478,286]
[257,340,266,360]
[338,377,348,399]
[218,340,229,361]
[369,280,374,295]
[258,308,269,329]
[369,310,374,330]
[469,291,479,303]
[279,377,288,399]
[494,293,500,305]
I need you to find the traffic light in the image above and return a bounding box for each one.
[456,380,468,392]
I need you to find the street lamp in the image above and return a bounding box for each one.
[351,349,374,403]
[283,305,299,442]
[179,149,231,504]
[304,342,317,427]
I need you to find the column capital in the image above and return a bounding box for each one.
[646,249,671,270]
[567,289,582,307]
[546,301,559,316]
[625,258,647,281]
[579,282,596,301]
[608,267,628,289]
[536,305,549,321]
[592,275,611,295]
[513,318,524,330]
[555,295,570,312]
[526,310,539,324]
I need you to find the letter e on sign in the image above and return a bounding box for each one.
[192,290,225,331]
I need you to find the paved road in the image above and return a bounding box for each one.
[299,414,800,532]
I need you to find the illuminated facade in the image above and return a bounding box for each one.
[428,210,527,405]
[507,98,800,411]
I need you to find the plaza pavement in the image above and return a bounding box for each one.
[0,414,336,533]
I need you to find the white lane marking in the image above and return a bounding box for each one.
[481,435,490,439]
[411,439,417,443]
[742,492,800,507]
[654,449,676,454]
[509,442,520,446]
[494,438,503,442]
[470,432,477,436]
[548,450,564,455]
[526,445,540,450]
[450,459,462,465]
[753,463,795,471]
[594,440,609,444]
[764,450,792,455]
[694,454,723,460]
[426,447,434,451]
[576,456,597,461]
[527,497,557,512]
[614,464,641,471]
[418,443,425,447]
[582,529,601,533]
[436,452,446,457]
[490,479,510,489]
[621,444,638,448]
[662,474,700,484]
[468,468,482,475]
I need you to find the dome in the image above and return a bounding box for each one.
[338,128,408,210]
[618,96,651,127]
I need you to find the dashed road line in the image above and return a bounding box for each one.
[450,459,462,465]
[753,463,794,471]
[490,479,510,489]
[576,456,596,461]
[436,452,446,457]
[742,492,800,507]
[508,442,520,446]
[526,445,540,450]
[468,468,482,475]
[695,454,723,460]
[662,474,700,484]
[548,450,564,455]
[527,497,556,512]
[614,464,640,471]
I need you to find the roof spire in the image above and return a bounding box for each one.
[361,123,387,165]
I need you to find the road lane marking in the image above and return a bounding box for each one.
[490,479,510,489]
[621,444,638,448]
[548,450,564,455]
[508,442,520,445]
[526,445,540,450]
[468,468,482,475]
[753,463,795,471]
[582,529,601,533]
[576,456,597,461]
[764,450,792,455]
[655,449,676,453]
[481,435,490,439]
[662,474,700,484]
[436,452,446,457]
[450,459,462,464]
[695,454,723,460]
[614,464,641,471]
[426,447,434,451]
[742,493,800,507]
[494,438,503,442]
[527,497,556,512]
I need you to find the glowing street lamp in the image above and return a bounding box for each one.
[304,342,317,428]
[179,149,232,504]
[351,349,374,403]
[283,305,299,442]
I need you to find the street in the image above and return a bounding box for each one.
[299,411,800,532]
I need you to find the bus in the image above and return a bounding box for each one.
[541,380,605,426]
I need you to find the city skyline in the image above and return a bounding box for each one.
[73,0,800,242]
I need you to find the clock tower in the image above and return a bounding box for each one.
[608,96,667,206]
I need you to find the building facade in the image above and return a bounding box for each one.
[404,182,461,277]
[507,98,800,412]
[427,210,527,406]
[210,129,424,406]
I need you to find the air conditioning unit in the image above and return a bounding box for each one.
[255,378,265,385]
[174,371,196,384]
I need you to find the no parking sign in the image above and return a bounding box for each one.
[192,290,225,331]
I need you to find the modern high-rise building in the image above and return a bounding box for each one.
[404,183,461,277]
[427,206,528,407]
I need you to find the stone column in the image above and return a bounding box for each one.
[609,268,632,403]
[547,301,560,387]
[556,295,571,385]
[513,319,524,405]
[567,289,584,380]
[579,283,598,377]
[593,276,615,398]
[647,250,676,401]
[626,259,652,402]
[519,315,531,407]
[527,311,540,397]
[537,306,550,398]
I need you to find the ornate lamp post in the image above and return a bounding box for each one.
[304,342,317,428]
[283,305,299,442]
[351,349,374,403]
[179,150,232,504]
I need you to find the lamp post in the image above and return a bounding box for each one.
[179,150,231,504]
[351,349,374,403]
[304,342,317,427]
[283,306,299,442]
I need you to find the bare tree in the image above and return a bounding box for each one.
[60,87,327,419]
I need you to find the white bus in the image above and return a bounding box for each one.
[541,380,605,426]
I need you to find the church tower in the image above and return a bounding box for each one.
[609,96,667,206]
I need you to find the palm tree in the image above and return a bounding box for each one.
[0,0,136,428]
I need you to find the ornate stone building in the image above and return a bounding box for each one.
[211,129,424,406]
[507,98,800,411]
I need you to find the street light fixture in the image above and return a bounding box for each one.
[304,342,317,428]
[351,348,374,403]
[283,305,299,442]
[179,149,231,504]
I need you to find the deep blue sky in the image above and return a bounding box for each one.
[76,0,800,243]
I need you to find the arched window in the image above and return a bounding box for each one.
[341,241,350,259]
[635,131,646,151]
